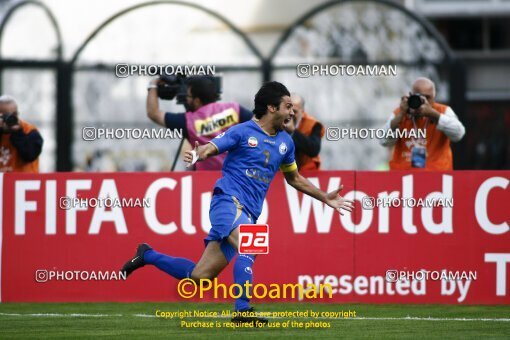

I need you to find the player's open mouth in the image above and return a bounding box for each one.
[284,117,291,124]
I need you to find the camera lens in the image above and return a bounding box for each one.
[408,94,422,110]
[3,113,18,127]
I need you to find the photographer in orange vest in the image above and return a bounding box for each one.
[283,93,325,171]
[380,77,465,170]
[0,95,43,173]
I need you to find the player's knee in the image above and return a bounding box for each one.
[190,267,217,280]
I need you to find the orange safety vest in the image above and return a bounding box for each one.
[296,112,325,171]
[389,102,452,171]
[0,120,40,173]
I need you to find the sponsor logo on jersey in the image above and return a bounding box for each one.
[248,137,258,147]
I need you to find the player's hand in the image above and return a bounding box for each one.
[184,141,200,168]
[324,185,354,215]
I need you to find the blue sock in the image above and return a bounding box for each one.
[143,249,195,280]
[233,254,255,311]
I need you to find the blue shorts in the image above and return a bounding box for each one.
[205,190,253,263]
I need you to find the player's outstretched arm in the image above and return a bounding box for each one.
[283,169,354,215]
[183,141,219,168]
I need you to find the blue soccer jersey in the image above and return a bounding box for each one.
[209,119,297,219]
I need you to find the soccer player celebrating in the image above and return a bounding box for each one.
[121,82,354,324]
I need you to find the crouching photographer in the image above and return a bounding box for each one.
[0,95,43,173]
[380,77,465,170]
[146,74,253,170]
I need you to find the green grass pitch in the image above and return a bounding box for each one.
[1,302,509,339]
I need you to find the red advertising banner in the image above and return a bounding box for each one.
[0,171,508,304]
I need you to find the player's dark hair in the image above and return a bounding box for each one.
[187,77,218,105]
[253,81,290,119]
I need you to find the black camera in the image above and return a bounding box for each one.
[157,74,222,105]
[1,112,18,127]
[157,74,188,103]
[408,93,424,110]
